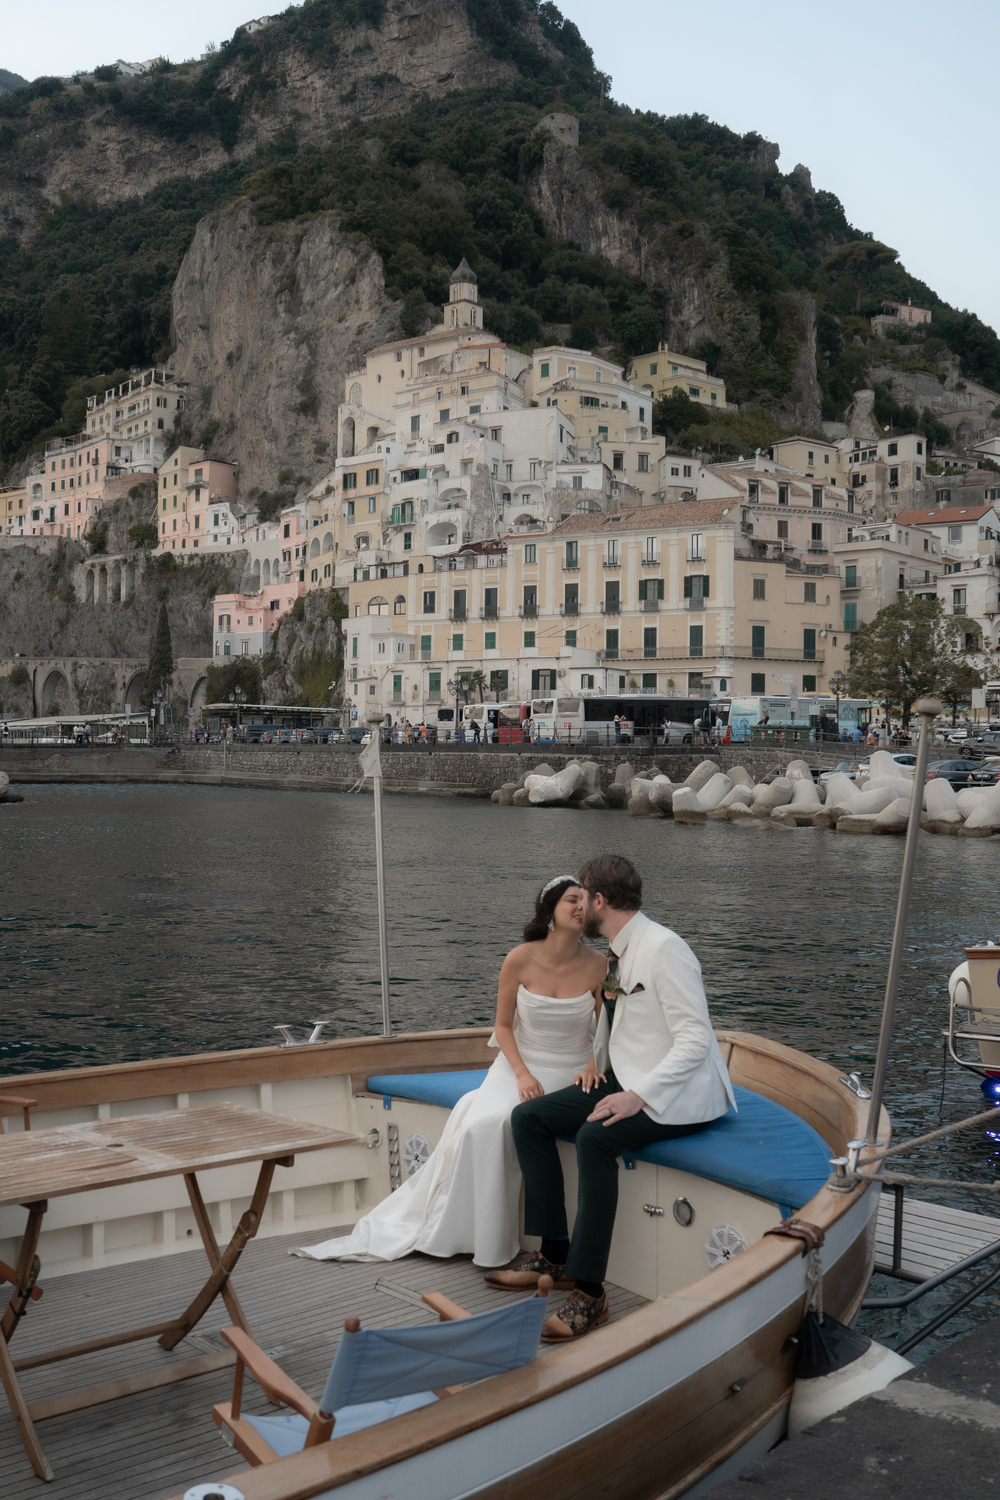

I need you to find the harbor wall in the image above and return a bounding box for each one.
[0,741,850,800]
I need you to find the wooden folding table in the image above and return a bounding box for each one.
[0,1102,357,1481]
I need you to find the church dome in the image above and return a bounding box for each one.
[450,257,477,285]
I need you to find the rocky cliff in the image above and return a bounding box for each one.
[170,201,400,497]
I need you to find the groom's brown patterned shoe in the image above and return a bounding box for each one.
[483,1251,573,1290]
[540,1288,609,1341]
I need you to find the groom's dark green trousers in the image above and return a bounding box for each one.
[511,1071,714,1285]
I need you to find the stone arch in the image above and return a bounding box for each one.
[97,565,108,604]
[309,537,321,557]
[349,383,362,404]
[368,595,389,615]
[512,513,536,529]
[427,519,458,548]
[110,561,122,600]
[189,675,208,714]
[124,561,135,596]
[342,416,355,457]
[273,557,281,579]
[40,669,71,715]
[30,482,42,502]
[251,558,261,585]
[123,671,145,710]
[262,558,271,584]
[322,531,334,552]
[84,570,94,604]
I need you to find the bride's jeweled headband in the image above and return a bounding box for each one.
[540,874,581,899]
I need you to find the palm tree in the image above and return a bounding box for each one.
[466,669,488,703]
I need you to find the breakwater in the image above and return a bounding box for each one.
[0,741,849,801]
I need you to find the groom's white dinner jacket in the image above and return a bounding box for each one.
[593,910,736,1126]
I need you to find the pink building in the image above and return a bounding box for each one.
[28,435,133,539]
[158,456,239,551]
[212,580,303,658]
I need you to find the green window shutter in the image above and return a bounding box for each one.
[638,579,647,601]
[844,603,858,630]
[803,629,816,660]
[656,578,664,600]
[531,670,541,690]
[845,564,857,588]
[751,672,765,693]
[703,575,710,598]
[689,626,703,656]
[683,576,692,598]
[752,625,765,657]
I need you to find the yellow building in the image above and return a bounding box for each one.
[628,344,726,410]
[157,446,204,546]
[770,436,846,483]
[1,485,27,536]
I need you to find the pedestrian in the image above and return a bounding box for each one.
[471,718,481,744]
[405,721,414,745]
[613,714,622,745]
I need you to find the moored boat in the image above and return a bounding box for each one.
[0,1023,882,1500]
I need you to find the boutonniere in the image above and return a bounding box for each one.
[601,970,623,1001]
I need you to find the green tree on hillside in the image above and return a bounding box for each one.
[847,595,984,725]
[822,240,898,311]
[205,656,263,705]
[143,602,174,707]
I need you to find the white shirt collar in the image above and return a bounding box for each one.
[609,910,643,959]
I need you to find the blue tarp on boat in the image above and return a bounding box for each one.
[366,1071,831,1211]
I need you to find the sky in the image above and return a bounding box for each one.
[5,0,999,332]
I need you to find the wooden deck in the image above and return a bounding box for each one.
[0,1227,648,1500]
[875,1192,1000,1281]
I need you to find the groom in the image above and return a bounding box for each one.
[487,854,735,1341]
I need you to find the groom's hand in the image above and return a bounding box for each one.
[586,1090,645,1126]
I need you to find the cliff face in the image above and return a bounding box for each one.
[170,201,401,496]
[1,1,528,243]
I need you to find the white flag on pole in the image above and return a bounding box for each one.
[359,733,381,781]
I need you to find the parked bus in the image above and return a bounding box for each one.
[461,702,528,743]
[527,695,728,747]
[728,695,871,743]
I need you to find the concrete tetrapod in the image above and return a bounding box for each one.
[648,780,676,815]
[750,776,793,815]
[784,759,814,782]
[960,784,1000,834]
[526,763,584,804]
[684,759,722,793]
[922,777,963,823]
[670,787,709,824]
[692,772,733,810]
[719,784,753,809]
[613,762,635,786]
[874,798,912,835]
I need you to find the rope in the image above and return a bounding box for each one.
[858,1105,1000,1167]
[805,1248,824,1323]
[851,1168,1000,1197]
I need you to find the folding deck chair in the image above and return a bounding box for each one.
[213,1275,553,1464]
[0,1095,44,1313]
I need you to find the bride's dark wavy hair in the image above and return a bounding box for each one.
[523,877,581,943]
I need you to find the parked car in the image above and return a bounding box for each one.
[925,758,985,787]
[291,729,316,743]
[967,766,1000,786]
[348,726,367,743]
[260,729,295,745]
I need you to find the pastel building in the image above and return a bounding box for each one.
[212,581,301,658]
[157,450,239,550]
[627,344,727,410]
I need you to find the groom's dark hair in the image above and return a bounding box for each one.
[578,855,642,911]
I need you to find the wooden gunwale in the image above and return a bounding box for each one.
[69,1027,888,1500]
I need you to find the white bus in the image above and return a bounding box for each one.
[460,702,528,743]
[728,695,871,743]
[528,695,728,746]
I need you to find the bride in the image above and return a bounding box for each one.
[296,875,607,1268]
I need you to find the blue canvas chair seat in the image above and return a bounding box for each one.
[212,1283,551,1466]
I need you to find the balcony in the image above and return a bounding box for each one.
[448,608,467,622]
[519,602,538,619]
[601,599,621,615]
[641,599,660,613]
[420,650,433,662]
[480,605,499,620]
[594,645,826,664]
[560,601,579,617]
[686,598,705,611]
[428,691,442,703]
[562,563,580,572]
[640,553,660,566]
[686,552,706,563]
[603,557,621,569]
[391,692,403,703]
[808,541,828,553]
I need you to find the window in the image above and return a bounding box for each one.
[844,564,857,588]
[565,630,577,647]
[565,540,578,568]
[752,625,765,657]
[803,675,817,692]
[953,588,966,610]
[844,602,858,630]
[519,543,536,566]
[812,487,823,508]
[949,525,962,541]
[422,590,436,613]
[750,672,765,693]
[752,578,765,600]
[540,362,549,378]
[807,451,814,466]
[484,631,496,650]
[580,673,594,689]
[447,431,459,444]
[804,581,817,603]
[343,472,357,490]
[572,474,583,489]
[368,496,377,513]
[889,467,899,487]
[604,629,619,658]
[643,627,657,659]
[366,468,379,486]
[689,387,700,398]
[748,481,759,503]
[438,410,449,423]
[606,539,620,566]
[683,574,710,599]
[916,466,921,480]
[469,404,481,415]
[393,594,406,615]
[523,631,535,648]
[612,452,624,471]
[642,673,657,690]
[428,671,441,697]
[460,385,468,396]
[402,530,412,552]
[345,500,355,519]
[638,453,649,472]
[637,578,664,601]
[811,522,823,542]
[689,625,703,657]
[452,633,464,651]
[522,585,537,616]
[803,628,816,661]
[778,484,789,506]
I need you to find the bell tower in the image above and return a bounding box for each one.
[446,257,480,329]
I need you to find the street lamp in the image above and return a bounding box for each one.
[827,670,847,743]
[228,685,247,738]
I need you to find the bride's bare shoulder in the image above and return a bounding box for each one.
[501,943,535,972]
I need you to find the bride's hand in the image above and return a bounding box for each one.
[517,1072,544,1103]
[575,1061,606,1095]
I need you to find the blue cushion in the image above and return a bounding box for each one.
[243,1391,438,1457]
[369,1071,489,1110]
[367,1073,830,1211]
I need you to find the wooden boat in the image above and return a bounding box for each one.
[0,1023,883,1500]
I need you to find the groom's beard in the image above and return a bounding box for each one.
[582,911,604,940]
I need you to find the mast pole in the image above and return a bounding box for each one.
[865,696,941,1143]
[372,759,392,1038]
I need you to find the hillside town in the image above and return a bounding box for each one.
[5,262,1000,727]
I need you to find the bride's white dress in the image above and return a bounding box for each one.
[295,986,596,1268]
